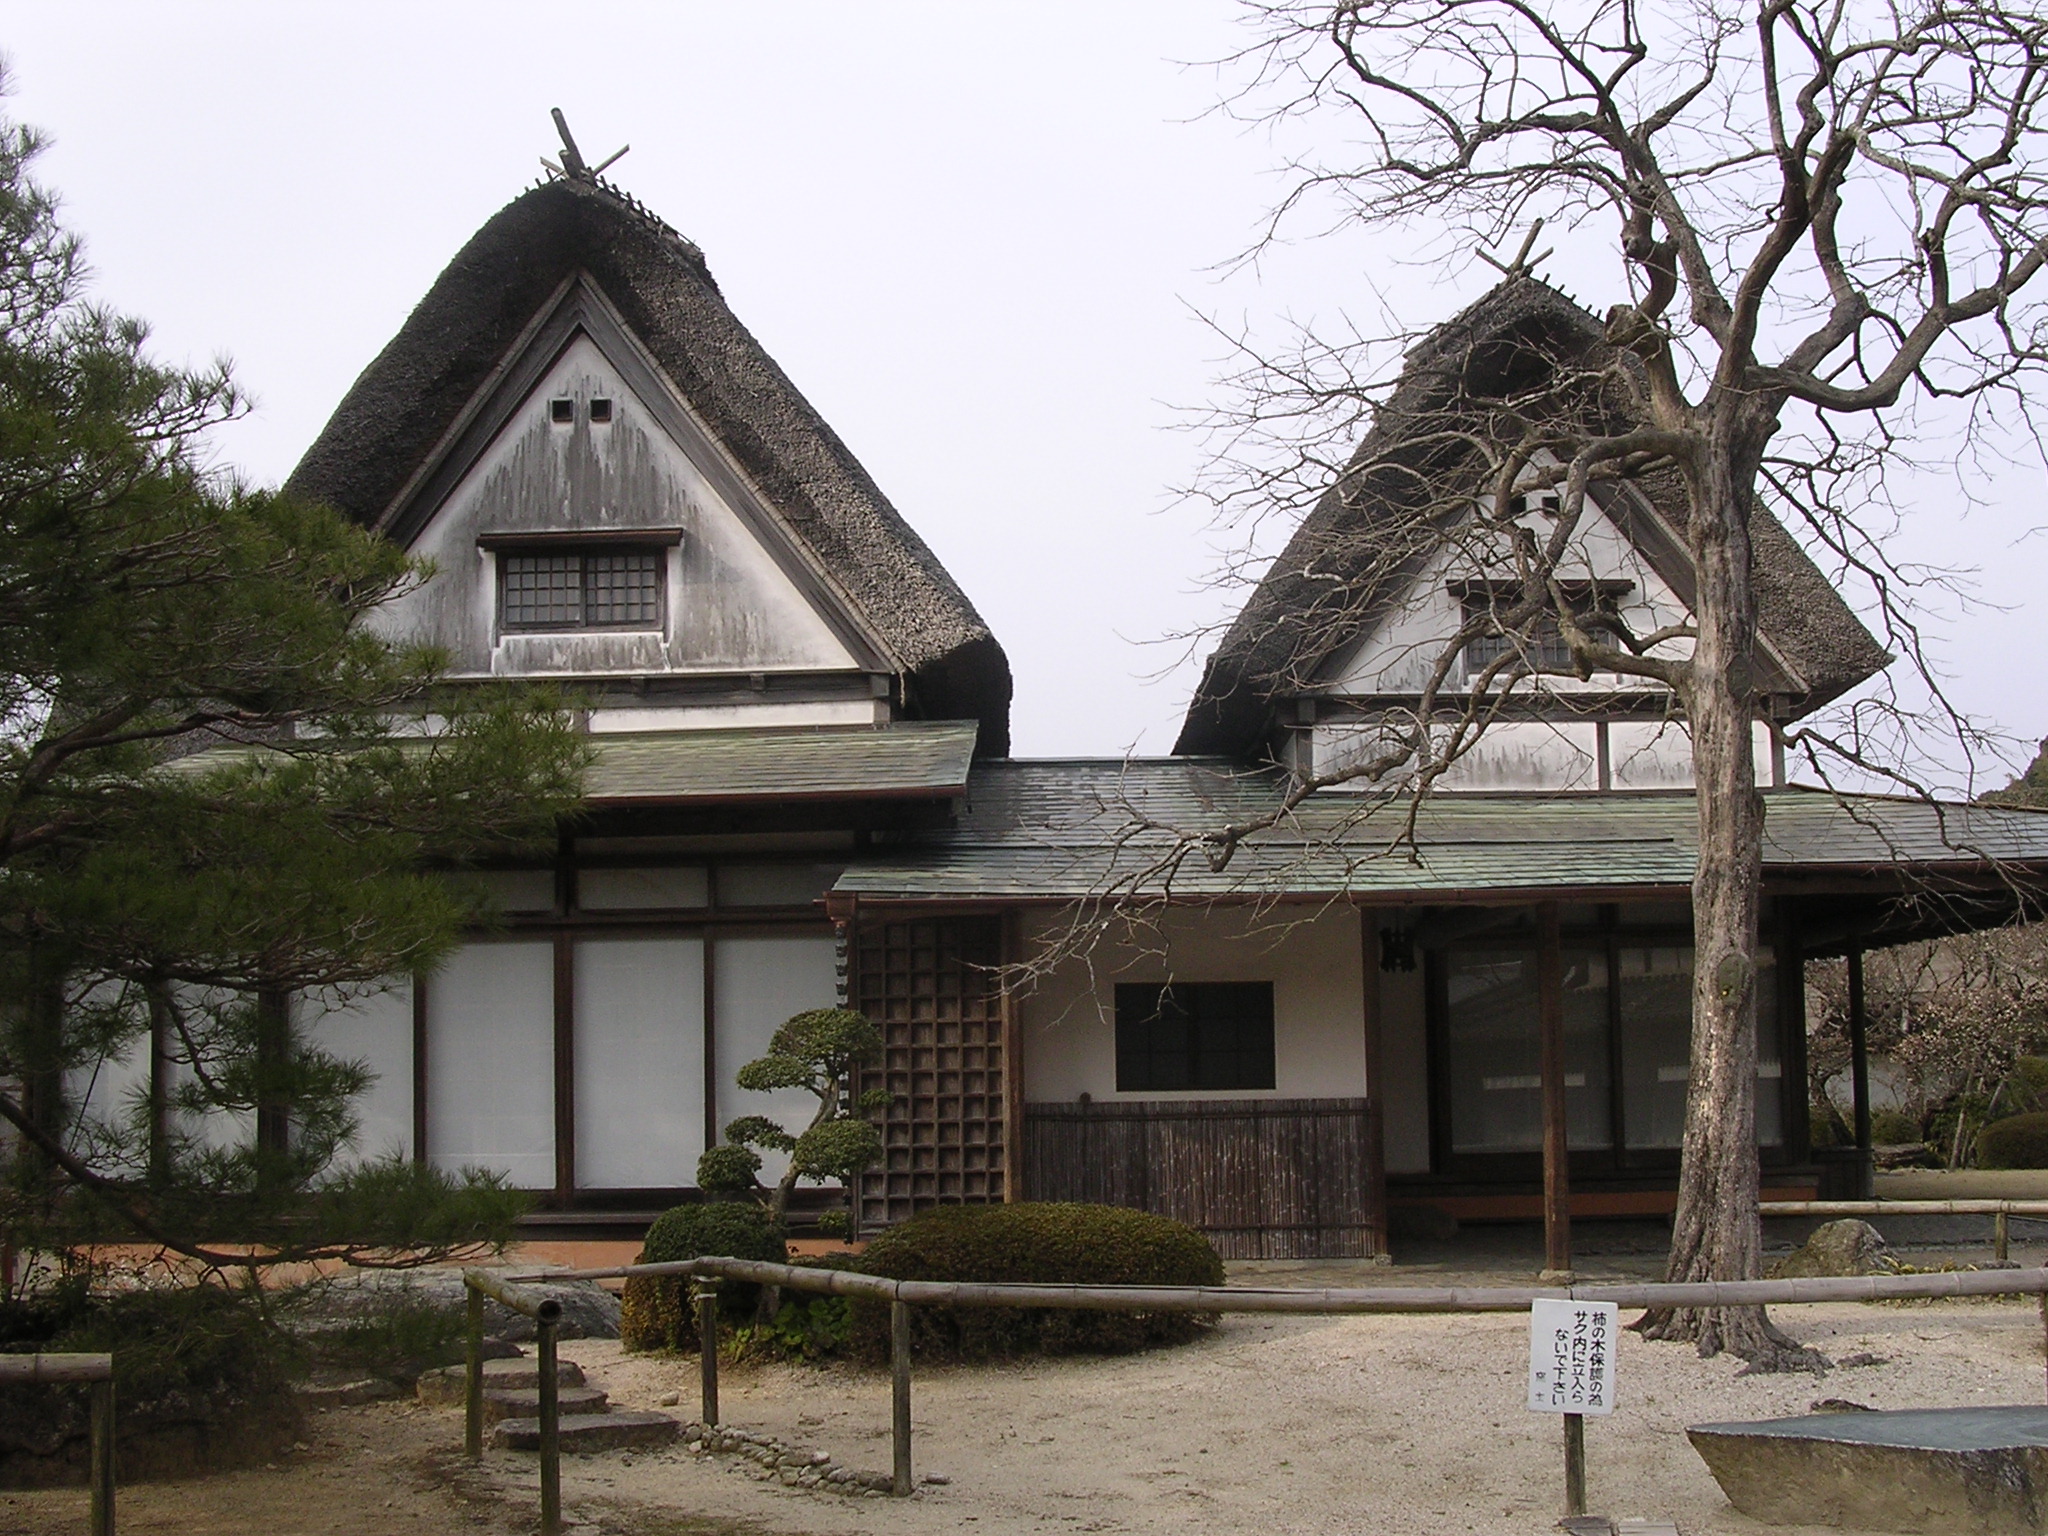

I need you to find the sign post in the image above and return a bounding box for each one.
[1528,1297,1618,1516]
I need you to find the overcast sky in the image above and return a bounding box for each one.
[4,3,2044,782]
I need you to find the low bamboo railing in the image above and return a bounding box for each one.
[1761,1197,2048,1263]
[461,1270,565,1536]
[509,1251,2048,1518]
[0,1352,115,1536]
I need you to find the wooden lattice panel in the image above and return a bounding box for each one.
[854,916,1005,1229]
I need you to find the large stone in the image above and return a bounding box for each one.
[481,1385,610,1423]
[1689,1405,2048,1534]
[492,1411,679,1454]
[416,1356,585,1407]
[289,1268,622,1343]
[1767,1217,1891,1278]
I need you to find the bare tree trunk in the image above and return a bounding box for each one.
[1636,424,1817,1370]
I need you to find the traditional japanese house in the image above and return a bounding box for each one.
[72,166,2048,1260]
[830,276,2048,1262]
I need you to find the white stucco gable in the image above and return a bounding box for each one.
[1315,490,1693,698]
[372,328,868,682]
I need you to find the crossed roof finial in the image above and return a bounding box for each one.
[1476,219,1553,281]
[545,109,630,183]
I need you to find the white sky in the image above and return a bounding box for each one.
[4,2,2045,780]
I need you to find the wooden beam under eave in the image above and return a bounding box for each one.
[1537,901,1572,1278]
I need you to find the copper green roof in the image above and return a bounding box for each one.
[172,720,980,807]
[585,722,978,804]
[832,760,2048,900]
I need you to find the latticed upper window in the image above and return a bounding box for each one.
[500,547,664,631]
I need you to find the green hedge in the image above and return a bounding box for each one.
[620,1202,786,1352]
[1,1285,299,1487]
[1979,1111,2048,1169]
[850,1202,1225,1361]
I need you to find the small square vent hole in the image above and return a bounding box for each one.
[550,398,574,424]
[589,397,613,423]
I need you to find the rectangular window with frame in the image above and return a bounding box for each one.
[1457,581,1631,678]
[500,546,665,632]
[1114,981,1275,1092]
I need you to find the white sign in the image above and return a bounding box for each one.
[1527,1298,1618,1416]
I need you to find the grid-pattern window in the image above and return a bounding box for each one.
[500,547,663,631]
[1463,595,1573,675]
[1114,982,1275,1092]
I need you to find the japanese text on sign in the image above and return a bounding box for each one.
[1527,1298,1618,1416]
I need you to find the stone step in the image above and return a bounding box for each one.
[481,1385,610,1423]
[416,1356,585,1407]
[492,1410,679,1454]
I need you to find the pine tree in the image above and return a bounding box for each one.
[0,94,587,1278]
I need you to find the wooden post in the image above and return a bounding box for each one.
[464,1283,484,1460]
[1001,908,1026,1204]
[891,1297,912,1496]
[89,1377,114,1536]
[1848,946,1874,1201]
[1537,903,1572,1278]
[694,1282,719,1426]
[1563,1411,1586,1516]
[538,1316,561,1536]
[1359,907,1390,1264]
[1997,1209,2011,1264]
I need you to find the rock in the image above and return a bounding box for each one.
[416,1357,584,1407]
[480,1385,610,1423]
[1768,1218,1891,1278]
[1689,1404,2048,1535]
[292,1377,400,1408]
[288,1268,622,1342]
[657,1390,680,1407]
[491,1410,679,1454]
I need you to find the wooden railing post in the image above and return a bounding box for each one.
[1562,1412,1585,1516]
[1996,1208,2011,1264]
[89,1376,114,1536]
[693,1280,719,1426]
[538,1314,561,1536]
[891,1295,912,1496]
[464,1281,484,1460]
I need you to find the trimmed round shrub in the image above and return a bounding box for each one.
[850,1202,1225,1361]
[1978,1111,2048,1169]
[620,1201,786,1352]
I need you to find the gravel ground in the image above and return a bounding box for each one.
[513,1255,2048,1536]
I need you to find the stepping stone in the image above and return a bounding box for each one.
[294,1377,401,1408]
[415,1356,585,1406]
[492,1410,679,1454]
[481,1385,610,1423]
[1689,1404,2048,1535]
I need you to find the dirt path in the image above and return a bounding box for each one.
[5,1268,2042,1535]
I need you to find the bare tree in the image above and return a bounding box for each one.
[1108,0,2048,1367]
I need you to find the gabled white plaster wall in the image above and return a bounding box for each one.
[1319,494,1694,699]
[371,333,861,682]
[1020,906,1367,1103]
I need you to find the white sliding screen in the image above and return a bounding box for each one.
[302,980,414,1166]
[426,942,555,1188]
[713,934,839,1183]
[574,937,706,1188]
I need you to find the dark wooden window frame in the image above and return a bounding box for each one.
[1422,912,1799,1181]
[1113,981,1277,1094]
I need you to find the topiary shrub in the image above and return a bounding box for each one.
[620,1201,786,1352]
[850,1202,1225,1361]
[1978,1111,2048,1169]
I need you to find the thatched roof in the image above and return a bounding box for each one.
[1175,277,1891,759]
[287,175,1011,755]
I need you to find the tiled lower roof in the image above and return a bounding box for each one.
[835,760,2048,900]
[585,721,978,803]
